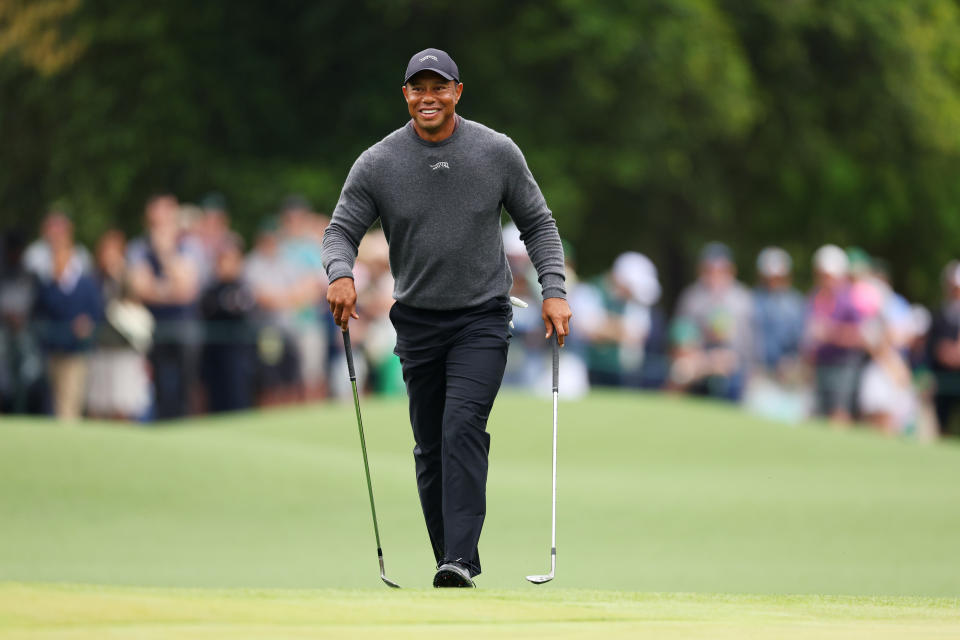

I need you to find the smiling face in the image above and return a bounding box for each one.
[402,70,463,142]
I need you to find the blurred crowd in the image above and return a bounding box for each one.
[3,198,960,438]
[549,239,960,439]
[2,193,360,422]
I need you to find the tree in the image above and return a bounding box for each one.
[2,0,960,304]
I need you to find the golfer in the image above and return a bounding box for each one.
[323,48,572,588]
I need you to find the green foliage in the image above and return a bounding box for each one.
[2,0,960,302]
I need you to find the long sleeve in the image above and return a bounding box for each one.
[323,119,563,309]
[322,152,380,283]
[500,139,566,300]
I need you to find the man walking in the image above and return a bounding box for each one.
[323,48,572,587]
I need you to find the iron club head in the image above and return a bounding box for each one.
[381,575,401,589]
[377,553,400,588]
[526,573,554,584]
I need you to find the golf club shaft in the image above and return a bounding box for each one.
[550,334,559,570]
[343,329,384,554]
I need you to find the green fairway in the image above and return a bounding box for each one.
[2,392,960,594]
[2,392,960,637]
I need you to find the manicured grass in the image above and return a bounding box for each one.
[2,391,960,637]
[2,392,960,593]
[2,583,959,639]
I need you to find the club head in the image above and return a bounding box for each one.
[381,575,401,589]
[526,573,554,584]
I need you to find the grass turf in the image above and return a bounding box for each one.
[2,391,960,637]
[3,584,960,639]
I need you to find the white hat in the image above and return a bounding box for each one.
[757,247,792,277]
[612,252,661,306]
[501,223,527,258]
[813,244,849,277]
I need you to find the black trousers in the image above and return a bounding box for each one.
[390,296,511,577]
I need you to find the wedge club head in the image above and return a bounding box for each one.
[381,575,401,589]
[379,556,400,588]
[526,547,556,584]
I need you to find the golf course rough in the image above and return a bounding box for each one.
[2,391,960,637]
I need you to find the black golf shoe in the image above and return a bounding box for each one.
[433,562,475,588]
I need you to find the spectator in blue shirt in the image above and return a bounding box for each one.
[752,247,806,376]
[32,214,103,420]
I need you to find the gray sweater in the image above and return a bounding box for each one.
[322,117,566,310]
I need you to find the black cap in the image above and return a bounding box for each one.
[404,48,459,84]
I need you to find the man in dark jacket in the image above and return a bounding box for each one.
[32,215,102,420]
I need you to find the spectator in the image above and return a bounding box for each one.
[906,304,940,440]
[743,247,810,422]
[279,195,328,400]
[929,261,960,436]
[127,193,203,419]
[86,231,153,421]
[31,215,103,420]
[0,230,46,414]
[502,222,546,388]
[674,242,753,401]
[572,251,666,388]
[752,247,806,374]
[200,234,257,413]
[245,219,304,405]
[194,192,232,287]
[356,229,403,395]
[856,257,918,434]
[804,244,865,423]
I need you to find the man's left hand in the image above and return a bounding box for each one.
[542,298,573,347]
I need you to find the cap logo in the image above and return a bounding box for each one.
[419,55,439,62]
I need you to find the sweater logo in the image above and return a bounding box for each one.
[430,161,450,171]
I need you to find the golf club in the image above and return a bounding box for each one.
[527,333,560,585]
[342,328,401,589]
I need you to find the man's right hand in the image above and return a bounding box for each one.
[327,277,359,331]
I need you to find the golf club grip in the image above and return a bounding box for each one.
[342,329,356,380]
[552,333,559,392]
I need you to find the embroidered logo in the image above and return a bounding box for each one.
[430,161,450,171]
[419,55,439,62]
